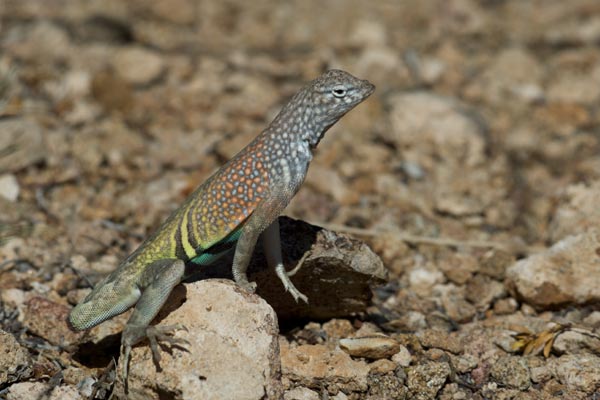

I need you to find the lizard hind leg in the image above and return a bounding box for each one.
[119,258,189,388]
[262,219,308,303]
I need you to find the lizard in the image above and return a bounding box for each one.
[68,69,375,383]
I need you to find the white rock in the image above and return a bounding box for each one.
[284,387,320,400]
[122,280,281,400]
[112,46,165,86]
[0,174,19,201]
[507,229,600,308]
[388,92,486,167]
[408,265,445,296]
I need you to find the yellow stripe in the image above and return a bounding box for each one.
[180,208,197,259]
[190,205,203,250]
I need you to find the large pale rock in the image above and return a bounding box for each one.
[507,230,600,309]
[120,280,281,400]
[387,92,486,168]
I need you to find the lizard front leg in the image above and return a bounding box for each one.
[231,195,288,294]
[231,193,308,302]
[120,258,188,387]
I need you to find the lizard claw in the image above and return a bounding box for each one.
[285,283,309,304]
[146,324,190,366]
[238,280,258,293]
[275,264,309,303]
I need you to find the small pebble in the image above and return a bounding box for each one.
[339,335,400,359]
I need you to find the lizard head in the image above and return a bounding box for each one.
[267,69,375,149]
[303,69,375,147]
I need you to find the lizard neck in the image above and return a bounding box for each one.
[267,90,329,150]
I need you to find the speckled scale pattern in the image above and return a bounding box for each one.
[124,69,375,270]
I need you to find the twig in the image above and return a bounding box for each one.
[311,221,528,253]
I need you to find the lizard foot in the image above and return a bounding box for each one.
[275,265,308,303]
[146,324,190,366]
[237,280,258,294]
[121,324,190,387]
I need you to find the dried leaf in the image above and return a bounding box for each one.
[510,324,568,357]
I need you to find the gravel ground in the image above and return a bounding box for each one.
[1,1,600,399]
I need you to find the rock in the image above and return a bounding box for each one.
[416,329,463,355]
[0,174,19,201]
[465,47,543,106]
[121,280,281,400]
[339,335,400,359]
[583,311,600,329]
[391,345,412,367]
[368,359,397,374]
[5,382,83,400]
[0,287,28,309]
[553,329,600,355]
[387,92,486,168]
[208,216,387,321]
[0,330,31,385]
[322,319,355,341]
[479,249,514,280]
[284,387,320,400]
[406,361,451,400]
[281,342,370,393]
[0,118,45,172]
[4,21,72,63]
[407,265,445,296]
[435,284,477,323]
[489,356,531,390]
[550,354,600,393]
[550,180,600,242]
[22,297,84,347]
[506,229,600,308]
[366,372,408,399]
[492,298,518,315]
[111,46,165,86]
[437,252,478,285]
[465,274,506,309]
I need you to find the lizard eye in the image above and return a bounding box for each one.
[331,86,347,98]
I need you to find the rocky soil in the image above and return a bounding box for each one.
[2,0,600,399]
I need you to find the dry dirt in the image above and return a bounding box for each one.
[1,1,600,399]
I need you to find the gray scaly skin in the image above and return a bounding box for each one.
[68,69,375,385]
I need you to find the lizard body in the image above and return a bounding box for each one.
[68,69,374,383]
